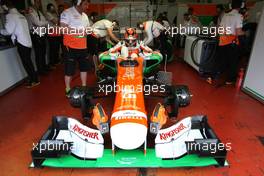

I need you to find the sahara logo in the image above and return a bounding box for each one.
[159,123,187,140]
[113,116,145,120]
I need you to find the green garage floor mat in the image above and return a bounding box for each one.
[34,149,225,168]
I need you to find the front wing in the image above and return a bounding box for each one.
[31,115,227,168]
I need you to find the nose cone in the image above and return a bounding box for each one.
[110,123,147,150]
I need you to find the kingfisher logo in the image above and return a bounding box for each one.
[71,124,99,140]
[159,123,187,140]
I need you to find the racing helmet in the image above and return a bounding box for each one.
[124,28,138,47]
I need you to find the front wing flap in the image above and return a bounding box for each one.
[31,116,104,168]
[155,115,227,166]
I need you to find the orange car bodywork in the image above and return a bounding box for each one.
[111,57,148,128]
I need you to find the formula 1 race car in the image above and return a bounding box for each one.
[96,49,163,79]
[31,29,227,168]
[95,27,173,81]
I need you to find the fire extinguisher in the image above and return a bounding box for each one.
[236,68,245,90]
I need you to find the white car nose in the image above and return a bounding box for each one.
[110,123,147,150]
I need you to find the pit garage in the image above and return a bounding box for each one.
[0,0,264,176]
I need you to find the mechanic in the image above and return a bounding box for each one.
[137,20,169,59]
[187,7,200,26]
[88,19,120,56]
[58,4,65,18]
[157,12,170,29]
[27,0,49,75]
[58,4,65,62]
[216,4,225,26]
[46,3,61,67]
[60,0,90,97]
[137,20,165,46]
[0,0,39,88]
[88,11,99,25]
[182,12,199,29]
[109,28,152,59]
[209,5,225,28]
[239,7,257,57]
[207,0,245,85]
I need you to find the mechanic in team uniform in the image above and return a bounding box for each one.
[60,0,90,97]
[138,20,172,61]
[137,20,165,46]
[216,4,225,27]
[207,0,245,85]
[88,11,99,26]
[0,0,39,88]
[157,12,170,29]
[88,19,120,56]
[27,0,49,75]
[187,7,200,26]
[46,3,61,67]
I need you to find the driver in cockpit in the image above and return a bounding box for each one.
[109,28,153,59]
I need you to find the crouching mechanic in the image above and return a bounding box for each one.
[109,28,153,59]
[137,20,169,59]
[60,0,90,97]
[88,19,120,56]
[138,20,165,46]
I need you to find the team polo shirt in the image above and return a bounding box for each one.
[143,21,164,45]
[0,8,32,48]
[92,19,113,38]
[27,7,48,37]
[219,9,243,46]
[60,6,90,49]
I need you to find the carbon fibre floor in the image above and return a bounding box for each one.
[0,59,263,176]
